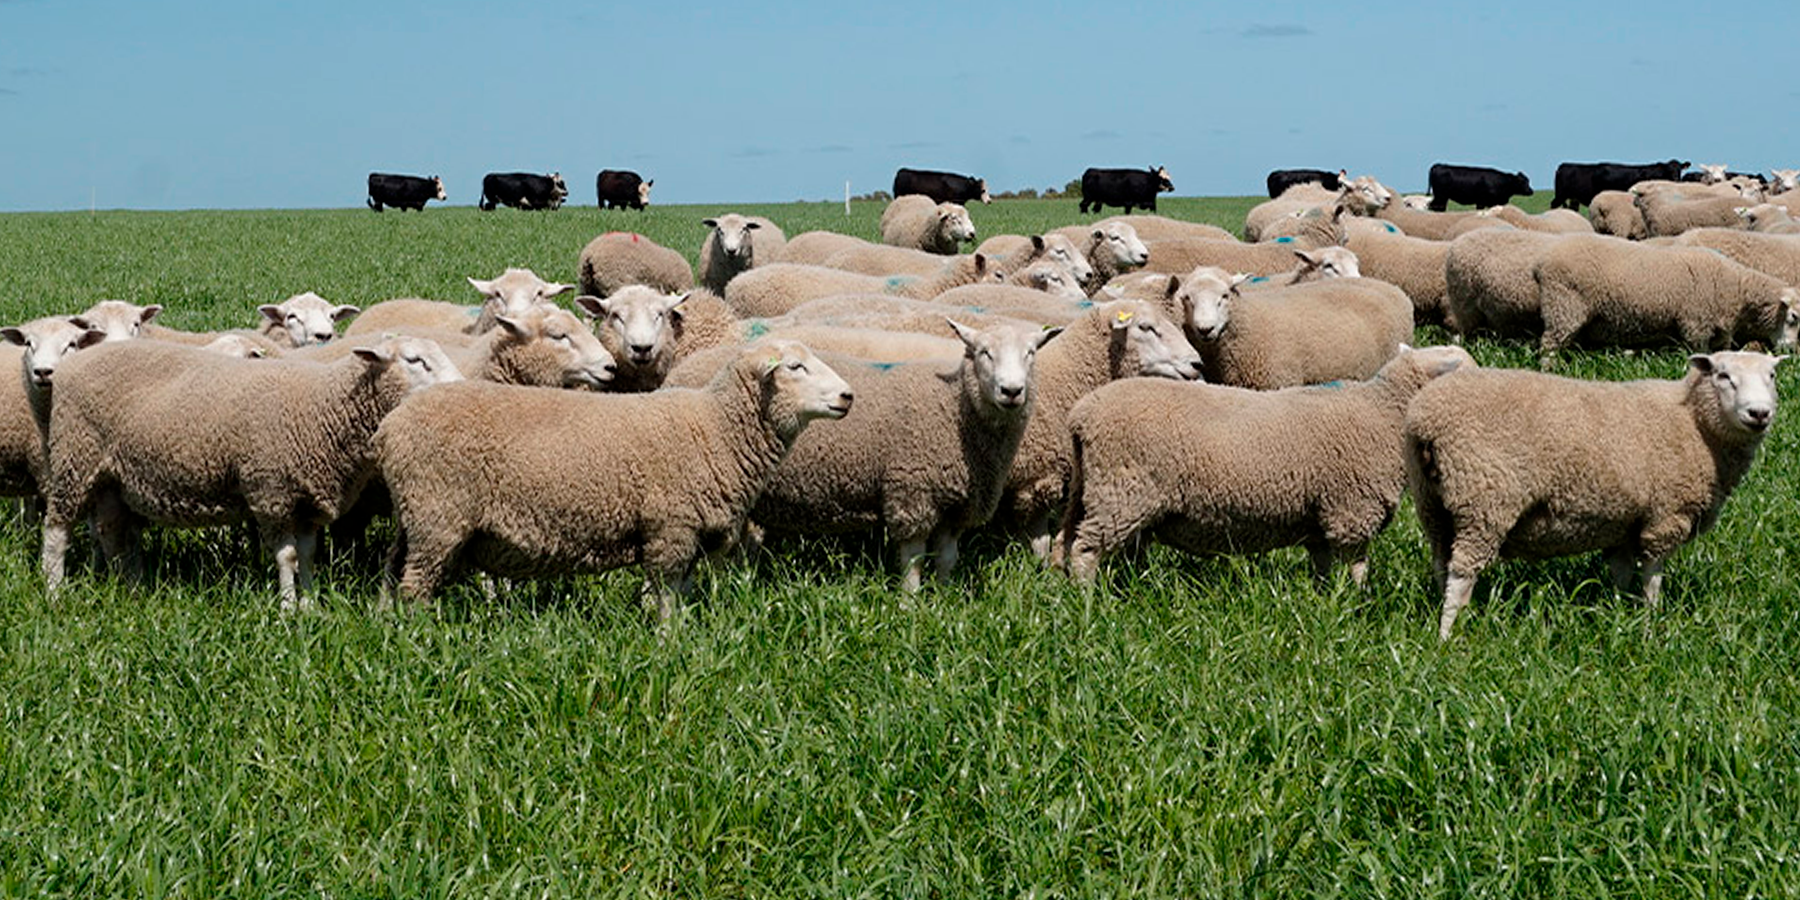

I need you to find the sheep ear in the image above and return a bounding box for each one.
[1090,228,1105,241]
[1034,326,1065,349]
[1162,275,1181,300]
[702,218,718,229]
[139,304,164,324]
[544,282,575,298]
[352,346,392,365]
[1398,342,1413,353]
[973,253,991,276]
[1228,273,1253,291]
[1030,234,1046,252]
[945,317,980,351]
[1774,355,1790,368]
[573,294,608,318]
[1688,354,1716,375]
[257,304,285,325]
[76,328,108,350]
[467,276,496,295]
[493,315,528,338]
[0,327,25,346]
[1294,249,1317,267]
[664,292,691,314]
[745,220,761,230]
[331,304,361,322]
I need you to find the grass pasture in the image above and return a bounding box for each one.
[3,194,1800,897]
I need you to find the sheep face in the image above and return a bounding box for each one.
[1697,164,1729,185]
[1171,268,1243,342]
[497,306,619,389]
[1094,222,1149,268]
[578,287,684,372]
[704,214,761,262]
[1771,169,1799,195]
[352,336,464,391]
[946,319,1059,414]
[468,267,574,321]
[1018,262,1088,300]
[1294,247,1360,281]
[72,300,162,341]
[1401,194,1432,211]
[1691,351,1784,435]
[1,317,108,390]
[758,341,854,431]
[1343,176,1392,214]
[1109,302,1204,381]
[259,292,360,347]
[1776,290,1800,351]
[1038,233,1095,285]
[200,335,274,359]
[937,203,977,244]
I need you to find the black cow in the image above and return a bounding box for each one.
[1079,165,1173,214]
[1426,163,1533,211]
[1551,160,1688,210]
[1265,168,1343,198]
[479,172,568,211]
[892,168,991,205]
[366,173,445,212]
[596,170,653,210]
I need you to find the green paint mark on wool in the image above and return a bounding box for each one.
[745,320,770,339]
[884,276,916,291]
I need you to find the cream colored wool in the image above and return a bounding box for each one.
[576,231,695,298]
[1176,274,1414,389]
[1374,205,1510,241]
[879,195,976,254]
[1344,226,1450,323]
[697,214,786,294]
[1479,205,1594,234]
[775,231,876,265]
[723,255,1001,318]
[1440,229,1575,338]
[1588,190,1649,239]
[1673,228,1800,285]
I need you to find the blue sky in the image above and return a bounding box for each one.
[2,0,1796,211]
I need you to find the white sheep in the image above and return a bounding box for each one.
[748,321,1059,591]
[973,233,1096,286]
[293,305,615,390]
[879,195,976,254]
[1244,176,1392,241]
[1587,190,1649,240]
[697,214,786,294]
[1176,270,1414,389]
[1636,189,1757,237]
[1770,169,1799,195]
[1344,222,1450,323]
[723,255,1001,318]
[1736,204,1800,234]
[346,268,576,337]
[70,300,164,341]
[1407,351,1784,640]
[1400,194,1432,211]
[774,231,877,265]
[257,292,360,347]
[1477,205,1594,234]
[1673,227,1800,286]
[1532,235,1800,365]
[1441,229,1574,339]
[576,285,691,392]
[1,316,108,505]
[1139,238,1359,280]
[374,341,854,621]
[40,335,465,609]
[1047,220,1151,290]
[1058,345,1476,584]
[577,232,695,298]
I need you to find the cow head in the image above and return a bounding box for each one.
[638,179,653,205]
[1153,166,1173,192]
[431,176,447,201]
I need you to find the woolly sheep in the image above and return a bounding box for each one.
[989,300,1204,558]
[1256,203,1351,249]
[1478,205,1594,234]
[1407,351,1785,640]
[774,295,1035,338]
[1058,345,1476,584]
[1176,270,1415,389]
[1345,226,1451,323]
[346,268,576,337]
[879,195,976,254]
[1737,204,1800,234]
[775,231,877,265]
[1441,229,1574,339]
[1673,228,1800,286]
[1636,189,1756,237]
[40,335,464,609]
[723,255,1001,318]
[1532,235,1800,364]
[256,292,360,347]
[1588,190,1649,239]
[1771,169,1799,195]
[747,321,1058,591]
[1400,194,1432,211]
[1047,220,1151,289]
[1375,205,1510,241]
[1139,238,1359,279]
[823,243,961,277]
[1244,178,1391,242]
[576,286,689,392]
[974,233,1096,285]
[0,317,108,501]
[577,232,695,298]
[375,341,854,621]
[1085,215,1235,243]
[294,305,615,390]
[697,214,786,294]
[71,300,163,341]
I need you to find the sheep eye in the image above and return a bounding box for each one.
[787,361,805,372]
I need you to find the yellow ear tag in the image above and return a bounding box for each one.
[1114,310,1135,324]
[766,354,783,372]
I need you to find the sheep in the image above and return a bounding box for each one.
[1636,189,1756,237]
[774,295,1036,338]
[1673,228,1800,286]
[1588,190,1649,239]
[1256,202,1351,248]
[1442,229,1574,339]
[256,292,360,347]
[879,195,976,254]
[746,320,1058,591]
[1771,169,1799,195]
[1478,205,1594,234]
[1400,194,1433,211]
[576,232,695,298]
[1341,225,1449,322]
[71,300,164,341]
[1058,344,1477,584]
[823,243,960,277]
[1407,351,1784,640]
[1139,238,1360,280]
[1375,205,1510,241]
[977,260,1091,300]
[40,335,465,609]
[1737,204,1800,235]
[989,300,1205,558]
[974,233,1096,285]
[1177,270,1415,389]
[697,214,786,294]
[294,305,615,389]
[345,267,577,338]
[1101,245,1355,303]
[1244,176,1392,241]
[374,341,854,621]
[1532,235,1800,365]
[201,334,281,358]
[1,317,108,503]
[775,231,876,265]
[576,285,693,392]
[1048,220,1151,289]
[1084,214,1235,243]
[723,255,1001,318]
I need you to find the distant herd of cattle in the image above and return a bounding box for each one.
[365,159,1726,215]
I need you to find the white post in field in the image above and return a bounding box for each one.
[845,181,851,216]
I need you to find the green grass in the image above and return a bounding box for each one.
[3,193,1799,897]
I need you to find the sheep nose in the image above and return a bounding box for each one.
[312,332,334,343]
[839,390,855,404]
[1000,385,1024,400]
[629,343,652,356]
[1746,407,1772,427]
[31,367,52,381]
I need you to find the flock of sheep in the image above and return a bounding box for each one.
[4,166,1795,639]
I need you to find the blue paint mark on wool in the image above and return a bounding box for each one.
[745,321,770,339]
[1249,276,1270,284]
[1273,236,1294,244]
[885,276,915,290]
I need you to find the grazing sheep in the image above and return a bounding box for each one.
[697,214,786,294]
[1673,228,1800,286]
[1048,220,1151,289]
[40,336,464,608]
[1345,226,1451,323]
[1636,189,1756,237]
[1139,238,1358,279]
[1407,351,1784,640]
[295,306,615,390]
[879,195,976,254]
[375,341,853,621]
[1059,345,1476,584]
[576,232,695,298]
[256,292,359,348]
[991,300,1205,558]
[1737,204,1800,234]
[775,231,876,265]
[1532,235,1800,364]
[1375,205,1510,241]
[1,317,108,501]
[1244,176,1392,242]
[723,255,1001,318]
[1478,205,1594,234]
[1588,190,1649,239]
[347,268,576,338]
[974,233,1096,285]
[1442,229,1573,339]
[1178,271,1414,389]
[749,321,1058,591]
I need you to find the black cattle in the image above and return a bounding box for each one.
[1079,165,1173,214]
[1265,168,1343,198]
[1551,159,1689,210]
[479,172,568,211]
[366,173,446,212]
[596,169,653,210]
[1426,163,1533,211]
[892,168,991,205]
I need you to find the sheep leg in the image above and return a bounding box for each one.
[896,536,928,594]
[1640,558,1666,608]
[90,489,143,585]
[1024,511,1057,562]
[1605,547,1638,593]
[1066,505,1154,585]
[1439,529,1502,640]
[397,531,462,608]
[40,516,71,595]
[269,529,308,613]
[930,530,960,582]
[1536,288,1585,370]
[295,527,319,603]
[1306,541,1336,582]
[641,531,700,624]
